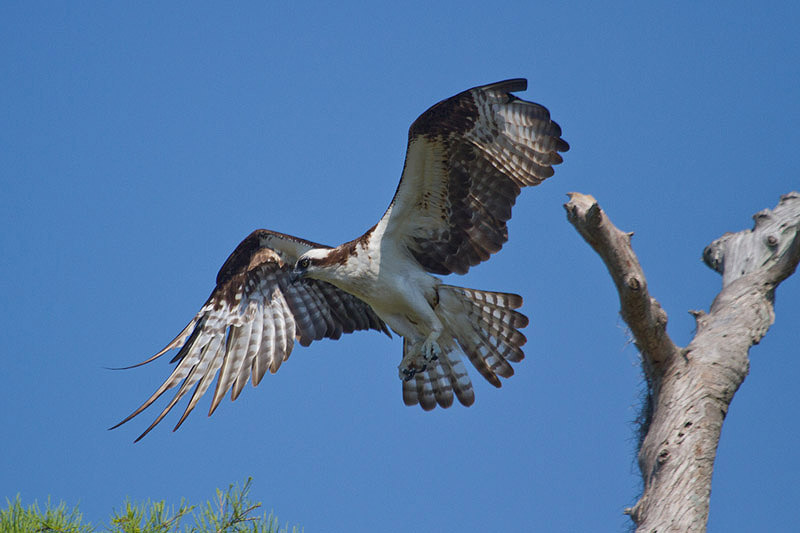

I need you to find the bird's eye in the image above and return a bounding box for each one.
[299,258,310,269]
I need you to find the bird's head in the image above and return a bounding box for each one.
[291,248,332,283]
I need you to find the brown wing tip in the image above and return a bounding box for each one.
[106,350,170,371]
[436,393,455,409]
[419,401,437,412]
[482,78,528,93]
[457,390,475,407]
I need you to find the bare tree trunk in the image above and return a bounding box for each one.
[563,192,800,532]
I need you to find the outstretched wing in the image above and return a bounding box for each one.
[381,78,569,275]
[112,229,389,441]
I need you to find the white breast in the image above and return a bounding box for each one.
[326,231,441,340]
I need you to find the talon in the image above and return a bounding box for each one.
[399,338,441,382]
[424,351,439,363]
[420,339,442,363]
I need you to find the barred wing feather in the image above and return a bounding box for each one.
[383,78,569,275]
[112,229,388,441]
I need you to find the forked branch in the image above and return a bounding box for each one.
[564,191,800,532]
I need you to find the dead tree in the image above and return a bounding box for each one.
[564,191,800,532]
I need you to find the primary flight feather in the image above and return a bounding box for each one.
[113,79,568,440]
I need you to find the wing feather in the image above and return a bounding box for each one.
[112,229,388,439]
[208,318,252,415]
[174,335,225,431]
[232,307,263,401]
[252,296,275,387]
[381,78,569,275]
[269,292,291,374]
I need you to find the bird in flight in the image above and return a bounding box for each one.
[113,79,568,441]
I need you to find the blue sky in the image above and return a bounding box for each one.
[2,2,799,531]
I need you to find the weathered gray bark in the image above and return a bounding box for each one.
[564,191,800,532]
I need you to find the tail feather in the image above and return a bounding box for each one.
[402,339,474,409]
[469,318,527,362]
[439,285,529,388]
[401,285,528,410]
[455,336,510,386]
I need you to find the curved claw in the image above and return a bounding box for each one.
[398,338,440,381]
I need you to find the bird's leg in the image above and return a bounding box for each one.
[397,331,442,381]
[398,346,424,381]
[419,332,442,363]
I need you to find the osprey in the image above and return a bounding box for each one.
[114,79,568,440]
